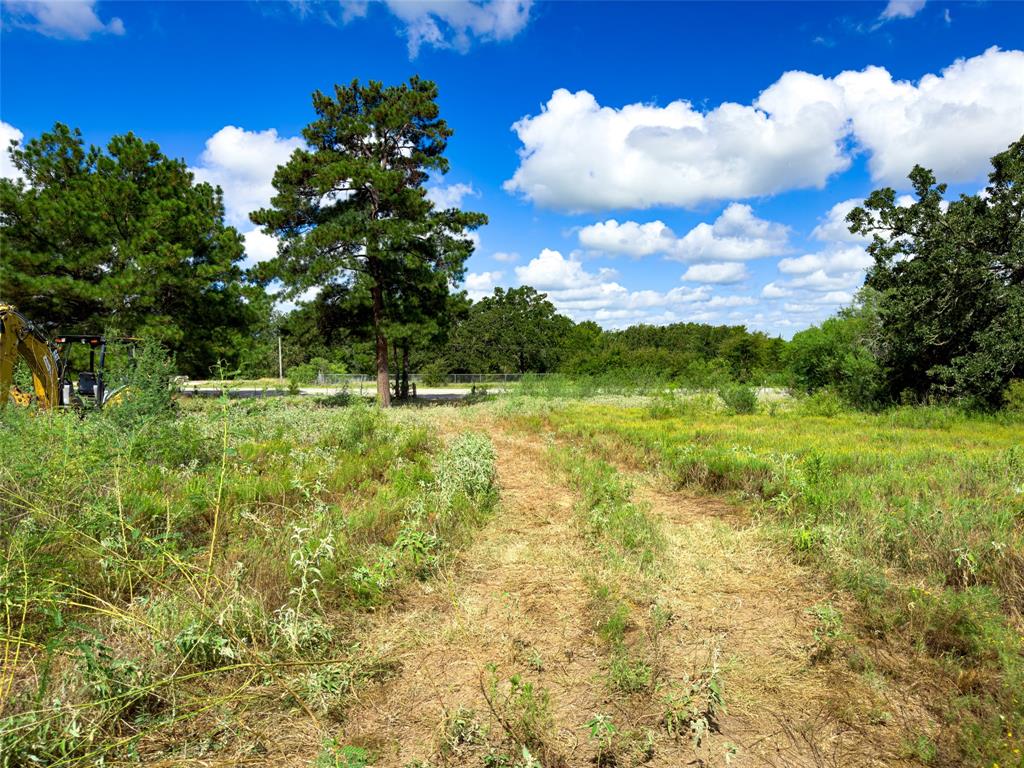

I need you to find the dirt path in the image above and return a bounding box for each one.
[626,479,930,767]
[340,425,611,766]
[337,421,931,767]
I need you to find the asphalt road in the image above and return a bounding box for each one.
[178,385,495,400]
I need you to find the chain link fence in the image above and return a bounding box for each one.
[315,372,554,386]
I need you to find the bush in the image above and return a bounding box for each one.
[102,340,176,430]
[717,384,757,414]
[796,389,847,418]
[419,360,449,387]
[1002,379,1024,412]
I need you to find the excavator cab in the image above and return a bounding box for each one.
[53,334,138,408]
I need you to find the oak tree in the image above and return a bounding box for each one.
[849,136,1024,406]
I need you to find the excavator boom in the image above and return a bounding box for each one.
[0,304,62,409]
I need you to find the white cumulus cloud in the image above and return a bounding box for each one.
[578,219,676,258]
[511,247,764,326]
[425,181,477,209]
[761,282,793,299]
[506,48,1024,211]
[811,198,870,242]
[191,126,304,269]
[778,245,873,276]
[464,270,503,300]
[706,295,757,308]
[515,248,615,290]
[241,229,279,268]
[836,48,1024,185]
[668,204,791,262]
[505,82,848,211]
[191,126,304,230]
[3,0,124,39]
[310,0,533,58]
[880,0,926,20]
[579,203,791,263]
[681,263,748,284]
[0,121,25,181]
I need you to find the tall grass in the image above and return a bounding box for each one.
[0,397,496,765]
[516,397,1024,767]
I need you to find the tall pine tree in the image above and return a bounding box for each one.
[251,78,485,406]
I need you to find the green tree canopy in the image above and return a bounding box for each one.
[447,286,568,373]
[786,289,883,407]
[0,123,262,377]
[251,77,486,406]
[849,136,1024,406]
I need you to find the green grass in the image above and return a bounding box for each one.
[511,396,1024,767]
[0,397,497,765]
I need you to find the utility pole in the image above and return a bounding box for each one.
[278,335,283,381]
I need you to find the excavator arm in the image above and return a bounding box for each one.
[0,304,62,409]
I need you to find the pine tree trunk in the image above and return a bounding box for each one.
[372,282,390,408]
[401,345,409,398]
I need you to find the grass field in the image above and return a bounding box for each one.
[1,392,1021,767]
[507,394,1024,766]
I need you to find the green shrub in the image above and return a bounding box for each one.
[796,389,847,417]
[419,360,449,387]
[647,389,681,419]
[102,340,176,430]
[1002,379,1024,412]
[887,405,964,431]
[717,384,757,414]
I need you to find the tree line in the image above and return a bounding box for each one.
[278,284,786,388]
[1,78,1020,408]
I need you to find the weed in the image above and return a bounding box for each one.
[314,739,370,768]
[806,601,845,663]
[558,451,664,572]
[585,714,618,765]
[646,390,681,419]
[795,389,846,417]
[900,733,938,763]
[439,706,486,755]
[661,653,725,749]
[0,398,497,764]
[481,666,560,764]
[717,384,757,415]
[608,651,653,695]
[525,398,1024,765]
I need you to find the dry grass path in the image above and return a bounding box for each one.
[340,423,610,765]
[335,418,932,767]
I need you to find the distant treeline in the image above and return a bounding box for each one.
[277,285,786,389]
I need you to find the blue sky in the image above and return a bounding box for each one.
[2,1,1022,336]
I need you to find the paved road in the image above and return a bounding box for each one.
[177,385,498,401]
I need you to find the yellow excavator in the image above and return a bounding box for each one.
[0,304,131,410]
